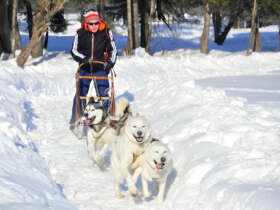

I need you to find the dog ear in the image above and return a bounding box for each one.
[89,97,95,104]
[150,138,160,143]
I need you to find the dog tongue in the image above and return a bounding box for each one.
[137,137,143,142]
[156,163,164,170]
[85,119,91,125]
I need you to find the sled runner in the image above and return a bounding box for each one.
[75,60,116,123]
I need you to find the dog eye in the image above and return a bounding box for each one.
[154,151,159,154]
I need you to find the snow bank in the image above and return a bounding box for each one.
[0,62,75,210]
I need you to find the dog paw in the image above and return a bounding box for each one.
[157,197,164,203]
[130,191,137,197]
[96,156,104,165]
[129,186,138,197]
[143,190,152,198]
[117,193,125,198]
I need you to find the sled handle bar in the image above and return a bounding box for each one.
[76,62,112,80]
[78,75,112,80]
[80,96,110,100]
[78,60,105,70]
[90,60,105,65]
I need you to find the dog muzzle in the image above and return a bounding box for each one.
[154,160,165,170]
[83,117,95,126]
[133,135,144,142]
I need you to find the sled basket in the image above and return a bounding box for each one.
[75,61,116,123]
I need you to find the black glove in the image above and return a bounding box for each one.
[82,57,91,65]
[104,61,113,74]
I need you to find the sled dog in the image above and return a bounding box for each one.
[82,97,131,167]
[110,114,152,198]
[132,138,173,203]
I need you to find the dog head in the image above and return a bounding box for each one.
[125,114,151,144]
[145,141,172,171]
[81,98,106,125]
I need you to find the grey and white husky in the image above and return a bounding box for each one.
[81,97,131,167]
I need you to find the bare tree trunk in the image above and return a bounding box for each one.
[44,30,49,49]
[15,19,21,50]
[0,0,21,57]
[17,0,68,67]
[31,0,45,58]
[97,0,105,19]
[0,0,12,54]
[11,0,18,58]
[247,0,259,55]
[145,0,155,54]
[132,0,139,49]
[215,16,236,45]
[212,10,222,43]
[244,20,247,28]
[255,16,262,52]
[234,17,241,29]
[200,1,210,54]
[23,0,33,39]
[140,0,148,48]
[126,0,133,55]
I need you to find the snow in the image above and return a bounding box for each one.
[1,15,280,210]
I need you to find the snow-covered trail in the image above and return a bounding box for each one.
[24,50,280,210]
[29,95,127,210]
[26,53,179,210]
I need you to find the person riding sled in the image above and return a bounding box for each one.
[69,9,117,130]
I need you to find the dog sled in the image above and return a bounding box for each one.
[75,60,116,122]
[74,60,116,130]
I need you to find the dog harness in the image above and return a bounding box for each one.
[91,126,108,142]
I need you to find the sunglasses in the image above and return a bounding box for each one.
[87,22,99,26]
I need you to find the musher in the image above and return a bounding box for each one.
[69,8,117,130]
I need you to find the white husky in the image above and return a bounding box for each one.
[82,97,131,167]
[132,138,173,203]
[110,114,152,198]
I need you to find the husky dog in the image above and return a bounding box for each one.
[132,139,173,203]
[110,114,152,198]
[82,97,131,167]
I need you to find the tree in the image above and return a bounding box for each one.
[50,10,67,33]
[17,0,69,67]
[145,0,155,53]
[200,1,210,54]
[140,0,148,51]
[0,0,21,56]
[211,0,246,45]
[97,0,105,19]
[31,0,46,58]
[132,0,139,49]
[11,0,18,58]
[23,0,33,40]
[126,0,133,55]
[246,0,261,55]
[139,0,156,54]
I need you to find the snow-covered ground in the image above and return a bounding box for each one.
[1,16,280,210]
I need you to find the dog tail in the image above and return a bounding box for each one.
[115,97,131,117]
